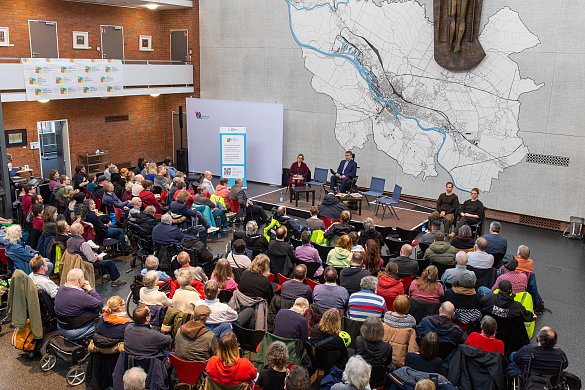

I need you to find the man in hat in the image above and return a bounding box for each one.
[415,301,463,345]
[444,272,482,325]
[174,305,218,362]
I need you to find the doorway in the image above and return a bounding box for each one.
[100,25,124,60]
[171,30,188,64]
[29,20,59,58]
[37,120,71,179]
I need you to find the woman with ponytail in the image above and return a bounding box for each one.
[408,265,444,304]
[96,295,132,339]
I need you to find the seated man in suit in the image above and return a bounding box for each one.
[329,150,357,193]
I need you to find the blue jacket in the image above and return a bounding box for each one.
[102,191,130,209]
[416,315,463,346]
[123,323,172,359]
[6,241,36,274]
[336,159,357,177]
[152,223,185,245]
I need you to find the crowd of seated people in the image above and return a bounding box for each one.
[4,170,576,390]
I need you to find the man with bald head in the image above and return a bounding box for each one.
[202,171,215,196]
[466,237,494,269]
[510,326,568,376]
[391,244,418,277]
[415,301,463,345]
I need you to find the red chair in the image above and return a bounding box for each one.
[94,197,102,212]
[379,294,398,311]
[168,355,206,389]
[453,318,469,331]
[320,217,340,229]
[399,276,413,293]
[306,278,319,292]
[277,273,291,285]
[267,273,274,282]
[229,198,240,214]
[114,207,123,225]
[83,187,89,197]
[160,189,168,203]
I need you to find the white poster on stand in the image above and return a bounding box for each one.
[220,127,246,188]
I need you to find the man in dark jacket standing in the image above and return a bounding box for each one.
[416,301,463,345]
[427,181,459,233]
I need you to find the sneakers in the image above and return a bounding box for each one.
[101,274,111,282]
[111,279,127,287]
[222,226,232,232]
[207,227,220,234]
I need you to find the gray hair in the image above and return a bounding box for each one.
[490,221,501,233]
[176,268,194,287]
[67,268,84,283]
[235,178,243,185]
[459,224,472,238]
[5,225,22,245]
[363,217,375,232]
[246,220,258,235]
[455,251,468,266]
[123,367,147,390]
[145,255,159,270]
[144,206,156,216]
[342,355,371,390]
[142,270,160,289]
[131,197,142,207]
[161,213,172,224]
[360,275,378,293]
[70,222,83,235]
[294,297,309,310]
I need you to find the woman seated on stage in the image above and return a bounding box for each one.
[289,153,309,187]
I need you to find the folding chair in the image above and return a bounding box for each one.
[305,168,328,200]
[375,184,402,220]
[361,177,386,207]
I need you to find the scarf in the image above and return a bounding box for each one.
[103,312,132,325]
[451,286,477,295]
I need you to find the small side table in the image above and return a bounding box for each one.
[290,186,316,207]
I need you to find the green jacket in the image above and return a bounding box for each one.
[263,218,282,242]
[424,241,458,265]
[253,332,307,371]
[326,247,352,268]
[161,306,193,341]
[8,269,43,339]
[53,184,66,201]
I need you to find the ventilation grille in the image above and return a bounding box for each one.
[105,114,129,123]
[519,215,561,230]
[525,153,569,167]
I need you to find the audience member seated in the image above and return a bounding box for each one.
[358,217,384,249]
[326,234,353,268]
[172,268,202,313]
[243,220,269,254]
[363,239,383,275]
[40,205,60,240]
[152,214,185,246]
[266,206,302,238]
[55,268,103,340]
[295,230,322,272]
[80,199,130,254]
[215,178,232,210]
[281,264,313,302]
[206,333,258,385]
[306,206,326,231]
[230,177,269,225]
[131,174,144,197]
[153,165,169,190]
[134,206,157,237]
[414,379,435,390]
[329,150,357,193]
[257,341,289,390]
[317,193,350,220]
[423,232,457,266]
[172,190,217,234]
[464,315,504,354]
[238,254,274,303]
[6,225,53,275]
[139,271,172,306]
[145,162,157,182]
[140,255,170,282]
[348,276,387,321]
[509,326,568,376]
[286,366,311,390]
[67,222,126,286]
[196,281,238,340]
[226,239,252,269]
[93,175,108,200]
[340,252,370,295]
[490,255,527,294]
[28,255,58,298]
[479,280,536,323]
[427,182,459,234]
[349,231,364,253]
[449,225,475,251]
[452,187,483,237]
[377,262,405,297]
[102,182,131,212]
[324,210,354,241]
[313,266,349,311]
[409,266,444,304]
[121,171,134,202]
[416,302,462,346]
[124,304,172,359]
[484,221,507,256]
[273,297,310,342]
[392,244,418,277]
[123,367,147,390]
[404,332,447,376]
[139,180,164,213]
[443,273,481,325]
[29,202,44,249]
[167,177,181,206]
[420,220,441,246]
[193,184,230,231]
[440,251,475,285]
[173,181,194,206]
[175,305,218,362]
[356,316,393,368]
[21,184,37,216]
[266,226,296,277]
[96,295,132,340]
[54,219,71,245]
[53,175,70,202]
[466,237,494,269]
[211,259,238,291]
[331,356,371,390]
[514,244,534,273]
[311,308,349,369]
[382,295,418,367]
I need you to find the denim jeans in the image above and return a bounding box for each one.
[206,322,232,341]
[58,323,95,340]
[212,208,228,227]
[44,259,54,276]
[106,226,128,251]
[92,259,121,281]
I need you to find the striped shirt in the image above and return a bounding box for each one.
[348,289,387,321]
[492,271,528,294]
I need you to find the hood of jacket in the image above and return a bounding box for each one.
[332,247,351,261]
[343,266,368,277]
[377,274,402,290]
[359,337,390,361]
[321,194,340,206]
[179,320,209,340]
[429,241,455,254]
[427,314,458,335]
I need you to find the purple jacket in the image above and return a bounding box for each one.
[295,244,321,264]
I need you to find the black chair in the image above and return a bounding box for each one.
[370,366,388,389]
[491,252,505,269]
[303,342,341,380]
[313,243,334,264]
[380,255,393,268]
[418,242,430,259]
[334,267,344,285]
[290,237,302,249]
[267,253,293,281]
[232,323,265,359]
[295,260,320,280]
[348,220,364,232]
[408,298,440,324]
[384,238,407,256]
[431,262,455,281]
[376,226,398,240]
[396,227,421,243]
[218,289,233,304]
[231,267,245,285]
[467,265,497,289]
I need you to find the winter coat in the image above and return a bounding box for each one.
[424,241,458,265]
[326,247,352,268]
[416,315,463,345]
[318,194,350,220]
[382,323,418,367]
[377,274,405,297]
[448,344,508,390]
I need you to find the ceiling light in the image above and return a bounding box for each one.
[150,93,160,97]
[145,4,159,10]
[38,99,50,103]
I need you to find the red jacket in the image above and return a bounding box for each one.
[168,279,205,300]
[22,194,32,215]
[206,356,257,385]
[139,190,162,209]
[173,190,194,207]
[377,274,405,297]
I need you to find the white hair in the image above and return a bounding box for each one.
[71,222,83,235]
[490,221,501,232]
[294,297,309,309]
[142,270,160,289]
[6,225,22,245]
[363,217,375,232]
[176,268,193,287]
[145,255,159,270]
[246,220,258,235]
[67,268,84,283]
[161,214,172,224]
[360,275,378,293]
[342,356,371,390]
[455,251,468,266]
[123,367,147,390]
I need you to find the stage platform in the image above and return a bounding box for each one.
[251,188,433,230]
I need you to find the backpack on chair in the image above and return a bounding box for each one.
[11,320,36,351]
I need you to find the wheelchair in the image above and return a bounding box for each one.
[125,220,154,268]
[512,353,570,390]
[125,273,173,316]
[39,331,91,386]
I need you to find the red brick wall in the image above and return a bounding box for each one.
[0,0,199,175]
